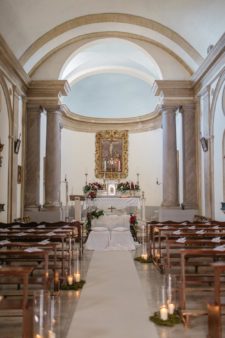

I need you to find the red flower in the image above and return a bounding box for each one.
[130,214,137,225]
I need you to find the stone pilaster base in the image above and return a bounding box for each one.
[24,207,62,223]
[159,207,199,222]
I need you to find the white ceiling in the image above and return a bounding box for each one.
[0,0,224,60]
[0,0,224,119]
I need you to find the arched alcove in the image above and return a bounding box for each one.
[60,38,162,118]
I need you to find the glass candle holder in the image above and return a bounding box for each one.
[33,290,50,338]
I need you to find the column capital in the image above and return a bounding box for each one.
[26,80,70,112]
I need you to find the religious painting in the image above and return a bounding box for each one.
[95,130,128,179]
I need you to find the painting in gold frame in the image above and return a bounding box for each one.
[95,130,128,179]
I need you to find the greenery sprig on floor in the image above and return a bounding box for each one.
[61,280,86,291]
[149,311,181,326]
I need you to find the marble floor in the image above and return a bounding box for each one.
[0,247,216,338]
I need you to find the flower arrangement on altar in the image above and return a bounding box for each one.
[83,182,104,199]
[117,181,140,192]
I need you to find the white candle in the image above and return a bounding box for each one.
[118,160,121,171]
[141,253,148,260]
[104,160,107,172]
[160,306,168,320]
[168,303,175,315]
[48,331,56,338]
[74,273,81,282]
[67,275,73,285]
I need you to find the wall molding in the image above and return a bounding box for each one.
[0,34,30,95]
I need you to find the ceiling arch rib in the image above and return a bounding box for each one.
[60,38,162,87]
[21,14,203,75]
[59,37,162,81]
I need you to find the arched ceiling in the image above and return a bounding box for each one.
[0,0,224,74]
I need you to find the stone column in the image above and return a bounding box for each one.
[161,105,179,207]
[44,110,62,207]
[182,104,198,209]
[24,108,41,208]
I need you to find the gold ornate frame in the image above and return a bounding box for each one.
[95,130,128,179]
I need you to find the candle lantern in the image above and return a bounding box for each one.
[47,295,61,338]
[33,290,50,338]
[166,273,177,314]
[74,248,81,282]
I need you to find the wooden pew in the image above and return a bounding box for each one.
[0,266,33,338]
[207,262,225,338]
[179,249,225,325]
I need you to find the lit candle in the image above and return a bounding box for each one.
[48,330,56,338]
[67,275,73,285]
[160,306,168,320]
[74,272,81,282]
[54,271,59,292]
[168,303,175,315]
[141,253,148,260]
[36,335,43,338]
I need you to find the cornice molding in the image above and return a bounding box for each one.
[60,104,162,133]
[192,33,225,89]
[0,34,30,95]
[153,80,194,104]
[26,80,70,109]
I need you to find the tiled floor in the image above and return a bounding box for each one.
[0,248,215,337]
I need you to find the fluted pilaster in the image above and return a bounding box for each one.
[161,105,179,207]
[44,110,62,207]
[24,109,41,208]
[182,104,198,209]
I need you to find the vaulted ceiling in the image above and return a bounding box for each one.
[0,0,224,118]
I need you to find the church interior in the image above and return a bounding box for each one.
[0,1,225,337]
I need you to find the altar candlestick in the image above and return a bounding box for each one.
[136,173,140,186]
[85,173,88,185]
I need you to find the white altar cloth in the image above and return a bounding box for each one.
[83,197,141,210]
[85,214,137,251]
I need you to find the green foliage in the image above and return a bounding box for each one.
[134,256,153,263]
[149,311,181,326]
[61,280,86,291]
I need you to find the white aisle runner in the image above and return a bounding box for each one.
[66,251,158,338]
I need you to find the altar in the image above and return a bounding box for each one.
[83,196,141,211]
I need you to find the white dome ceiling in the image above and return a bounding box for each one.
[61,38,161,118]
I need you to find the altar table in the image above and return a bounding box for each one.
[83,196,141,210]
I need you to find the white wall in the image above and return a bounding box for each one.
[0,84,9,222]
[213,82,225,220]
[60,128,162,206]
